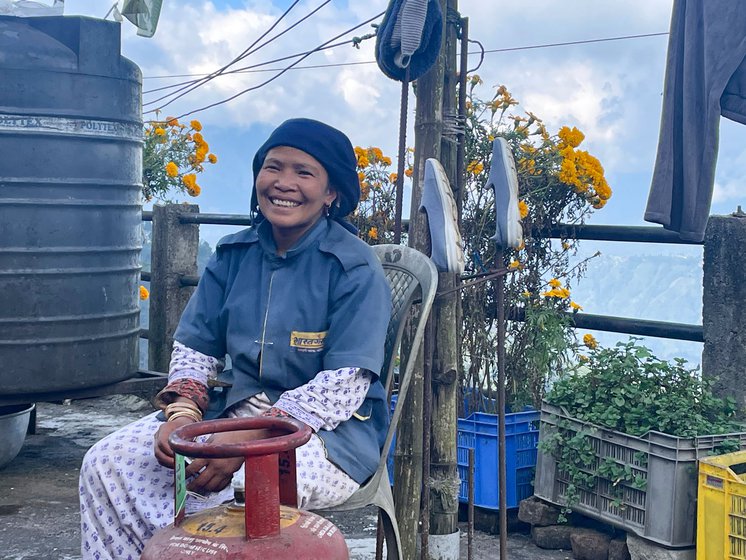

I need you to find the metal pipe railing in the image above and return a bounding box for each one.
[139,212,705,343]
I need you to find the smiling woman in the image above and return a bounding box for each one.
[78,118,392,560]
[255,146,336,254]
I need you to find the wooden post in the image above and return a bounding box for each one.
[702,211,746,415]
[429,0,461,543]
[395,8,446,558]
[148,203,200,373]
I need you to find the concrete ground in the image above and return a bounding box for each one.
[0,396,571,560]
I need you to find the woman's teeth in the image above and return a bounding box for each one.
[271,198,300,208]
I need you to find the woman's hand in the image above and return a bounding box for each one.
[185,428,273,495]
[154,416,195,469]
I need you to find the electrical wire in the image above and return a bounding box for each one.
[169,10,385,120]
[145,0,332,111]
[143,38,357,96]
[141,30,669,87]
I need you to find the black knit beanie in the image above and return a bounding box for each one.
[250,118,361,220]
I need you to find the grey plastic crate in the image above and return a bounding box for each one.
[534,402,746,548]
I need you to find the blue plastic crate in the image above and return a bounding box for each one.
[457,410,540,509]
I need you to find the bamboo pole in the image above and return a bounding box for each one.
[428,0,461,541]
[397,10,446,557]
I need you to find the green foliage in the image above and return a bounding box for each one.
[348,146,411,245]
[540,339,743,517]
[459,79,608,409]
[142,117,217,202]
[548,338,740,438]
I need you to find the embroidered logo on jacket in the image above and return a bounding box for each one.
[290,330,328,352]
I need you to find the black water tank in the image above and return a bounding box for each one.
[0,15,142,396]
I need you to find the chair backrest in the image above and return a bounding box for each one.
[373,244,438,471]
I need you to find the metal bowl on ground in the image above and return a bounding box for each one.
[0,403,34,469]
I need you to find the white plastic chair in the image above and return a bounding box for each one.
[317,244,438,559]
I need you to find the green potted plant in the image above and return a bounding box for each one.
[535,338,744,548]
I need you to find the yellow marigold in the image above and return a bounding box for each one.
[579,354,589,362]
[166,117,179,127]
[583,333,598,349]
[466,160,484,175]
[389,172,398,183]
[595,182,612,201]
[369,227,378,240]
[522,290,531,298]
[570,301,583,311]
[370,147,383,161]
[558,126,585,149]
[139,285,149,300]
[358,171,366,182]
[187,184,201,197]
[518,200,529,219]
[562,241,571,250]
[190,120,202,132]
[508,260,521,270]
[208,153,218,164]
[404,167,413,178]
[154,127,166,136]
[193,132,204,145]
[360,182,370,201]
[381,156,392,166]
[182,173,197,189]
[549,278,561,288]
[165,161,178,178]
[357,154,370,168]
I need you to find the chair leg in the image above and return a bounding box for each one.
[378,507,402,560]
[375,511,385,560]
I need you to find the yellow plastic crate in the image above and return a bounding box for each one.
[697,450,746,559]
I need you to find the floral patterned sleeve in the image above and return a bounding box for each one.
[153,341,223,413]
[273,367,372,432]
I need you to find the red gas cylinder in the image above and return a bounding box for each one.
[141,417,349,559]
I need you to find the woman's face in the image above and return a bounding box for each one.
[256,146,337,249]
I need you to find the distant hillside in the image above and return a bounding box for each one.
[569,251,703,367]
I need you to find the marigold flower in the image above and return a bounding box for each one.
[381,156,392,166]
[369,227,378,240]
[154,127,166,136]
[389,172,398,183]
[187,184,201,197]
[182,174,197,189]
[139,286,149,300]
[208,153,218,164]
[522,290,531,298]
[518,200,529,219]
[466,160,484,175]
[570,301,583,311]
[583,333,598,349]
[558,126,585,149]
[193,132,204,145]
[370,147,383,160]
[549,278,561,288]
[508,260,521,270]
[404,167,414,178]
[165,161,178,177]
[579,354,589,362]
[190,120,202,132]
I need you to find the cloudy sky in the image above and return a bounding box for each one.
[61,0,745,250]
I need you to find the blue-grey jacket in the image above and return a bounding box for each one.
[174,217,392,484]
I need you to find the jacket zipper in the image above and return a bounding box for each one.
[258,270,276,380]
